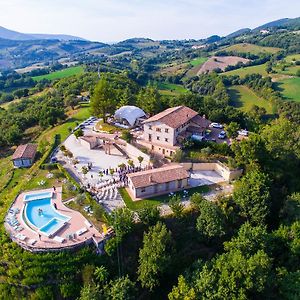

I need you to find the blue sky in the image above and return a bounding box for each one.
[1,0,299,42]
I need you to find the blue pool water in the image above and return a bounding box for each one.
[39,218,65,236]
[24,191,53,202]
[24,197,70,236]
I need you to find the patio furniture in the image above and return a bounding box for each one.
[53,236,65,243]
[28,239,37,246]
[84,220,92,228]
[76,227,88,236]
[16,233,27,241]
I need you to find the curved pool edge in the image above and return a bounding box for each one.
[22,195,71,237]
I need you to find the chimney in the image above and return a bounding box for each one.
[202,114,206,119]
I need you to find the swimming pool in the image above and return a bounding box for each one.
[23,194,70,236]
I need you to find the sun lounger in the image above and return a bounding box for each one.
[53,236,65,243]
[84,220,92,227]
[16,233,27,241]
[76,227,88,236]
[28,239,37,245]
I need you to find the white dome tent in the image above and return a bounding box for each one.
[114,106,146,128]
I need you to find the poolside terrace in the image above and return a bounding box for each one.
[4,187,108,252]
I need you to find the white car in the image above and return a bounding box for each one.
[218,131,226,139]
[210,122,223,129]
[238,129,249,136]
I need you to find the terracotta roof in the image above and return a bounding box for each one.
[12,144,37,160]
[190,115,211,128]
[143,106,199,129]
[127,165,189,189]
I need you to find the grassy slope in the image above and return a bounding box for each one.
[190,57,208,67]
[0,104,91,211]
[32,66,84,81]
[157,82,188,96]
[285,54,300,63]
[228,85,273,113]
[223,63,268,77]
[37,103,91,144]
[276,77,300,103]
[185,57,208,77]
[221,43,281,54]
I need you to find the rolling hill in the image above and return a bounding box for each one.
[0,38,108,70]
[0,25,85,41]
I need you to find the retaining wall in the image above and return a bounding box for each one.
[180,161,242,182]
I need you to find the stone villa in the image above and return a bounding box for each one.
[139,106,211,157]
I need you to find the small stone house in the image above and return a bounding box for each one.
[12,144,37,168]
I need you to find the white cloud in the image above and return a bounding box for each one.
[0,0,299,42]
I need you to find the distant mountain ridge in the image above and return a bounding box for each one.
[0,26,86,41]
[254,17,300,30]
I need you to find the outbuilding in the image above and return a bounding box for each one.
[12,143,37,168]
[127,164,189,199]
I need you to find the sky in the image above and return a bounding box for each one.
[1,0,299,42]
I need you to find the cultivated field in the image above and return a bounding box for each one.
[276,77,300,103]
[32,66,84,81]
[228,85,273,113]
[223,63,268,77]
[221,43,281,55]
[198,56,250,74]
[159,62,189,76]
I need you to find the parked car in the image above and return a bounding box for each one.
[50,157,58,163]
[218,131,226,139]
[238,129,249,136]
[210,122,223,129]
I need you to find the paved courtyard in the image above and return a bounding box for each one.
[189,170,225,187]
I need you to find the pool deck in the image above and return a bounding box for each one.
[5,187,107,252]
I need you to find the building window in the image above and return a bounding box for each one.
[156,128,161,132]
[148,134,152,141]
[157,136,160,141]
[141,188,146,193]
[149,125,152,130]
[165,128,169,133]
[165,138,169,142]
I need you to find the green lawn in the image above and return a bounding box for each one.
[228,85,274,113]
[222,43,281,55]
[119,185,209,211]
[276,77,300,103]
[32,66,84,81]
[273,65,300,76]
[284,54,300,63]
[157,82,188,96]
[223,63,268,77]
[190,57,208,67]
[37,103,91,144]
